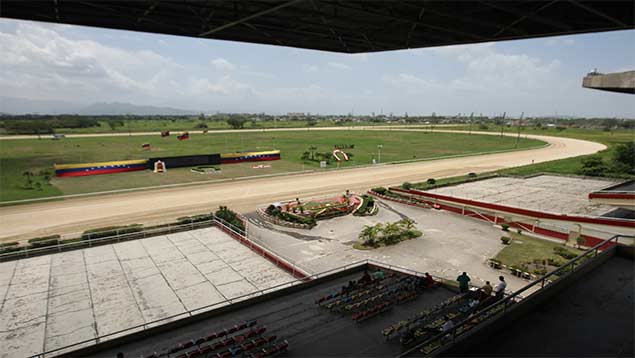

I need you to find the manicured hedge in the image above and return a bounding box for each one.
[28,234,60,243]
[177,214,214,223]
[81,224,143,241]
[0,242,19,247]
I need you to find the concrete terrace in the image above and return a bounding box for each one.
[247,198,530,292]
[0,227,294,358]
[428,175,618,217]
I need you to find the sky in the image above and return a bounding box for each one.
[0,18,634,117]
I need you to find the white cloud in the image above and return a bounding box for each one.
[327,62,351,70]
[382,73,438,91]
[426,42,561,93]
[301,64,319,73]
[0,22,183,102]
[211,58,236,71]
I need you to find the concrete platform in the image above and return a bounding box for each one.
[428,175,618,217]
[248,199,529,292]
[0,227,294,358]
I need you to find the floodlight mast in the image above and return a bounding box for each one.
[516,112,524,147]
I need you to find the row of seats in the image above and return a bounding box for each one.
[166,320,258,355]
[382,293,464,338]
[166,327,270,358]
[143,320,262,358]
[323,275,412,311]
[351,301,392,322]
[344,284,413,312]
[249,340,289,358]
[214,335,277,358]
[314,273,397,305]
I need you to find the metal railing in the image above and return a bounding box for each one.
[0,214,256,261]
[397,234,634,357]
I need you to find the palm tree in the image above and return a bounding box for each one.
[399,218,415,230]
[359,225,379,247]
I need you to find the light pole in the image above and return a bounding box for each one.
[377,144,383,164]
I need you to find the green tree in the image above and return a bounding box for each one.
[227,117,247,129]
[579,155,607,176]
[611,142,635,175]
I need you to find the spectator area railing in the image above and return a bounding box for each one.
[396,234,634,357]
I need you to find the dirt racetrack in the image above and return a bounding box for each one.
[0,130,605,241]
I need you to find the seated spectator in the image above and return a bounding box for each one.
[372,269,385,280]
[494,276,507,300]
[441,315,454,331]
[423,272,437,288]
[347,280,356,291]
[479,281,493,301]
[359,270,372,284]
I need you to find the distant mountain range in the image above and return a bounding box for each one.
[0,97,199,115]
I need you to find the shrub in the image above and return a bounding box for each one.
[81,225,143,241]
[533,267,548,276]
[547,257,565,267]
[0,241,19,247]
[0,245,23,253]
[29,239,59,248]
[372,187,387,195]
[500,236,511,245]
[553,246,577,260]
[401,182,413,190]
[215,206,245,232]
[177,214,214,224]
[578,155,607,177]
[467,172,477,178]
[575,236,586,248]
[28,234,61,243]
[266,204,277,215]
[501,224,510,232]
[426,178,436,185]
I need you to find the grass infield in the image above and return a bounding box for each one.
[0,130,543,202]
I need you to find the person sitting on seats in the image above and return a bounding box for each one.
[423,272,438,288]
[479,281,493,301]
[359,270,373,285]
[372,269,385,280]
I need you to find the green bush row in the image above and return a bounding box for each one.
[28,234,61,243]
[81,224,143,241]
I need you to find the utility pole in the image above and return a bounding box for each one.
[500,112,506,137]
[377,144,383,164]
[516,112,524,147]
[468,112,474,135]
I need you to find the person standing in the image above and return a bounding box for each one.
[494,276,507,300]
[456,272,471,293]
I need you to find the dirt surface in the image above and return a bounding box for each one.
[0,130,605,241]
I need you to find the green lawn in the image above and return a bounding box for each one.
[444,126,634,178]
[0,130,543,202]
[494,233,583,268]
